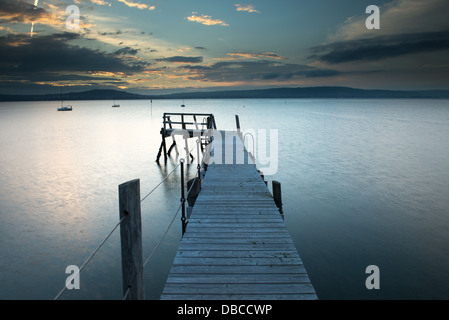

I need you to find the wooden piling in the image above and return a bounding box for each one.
[187,178,201,207]
[167,116,179,157]
[272,180,283,216]
[118,179,145,300]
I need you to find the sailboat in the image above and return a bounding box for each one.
[57,105,72,111]
[112,95,120,107]
[181,99,186,107]
[112,100,120,108]
[57,88,72,111]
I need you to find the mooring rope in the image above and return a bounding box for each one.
[140,163,181,203]
[143,164,200,267]
[53,214,127,300]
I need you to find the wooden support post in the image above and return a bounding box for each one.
[181,114,186,130]
[193,115,199,130]
[167,141,178,156]
[235,114,242,140]
[184,136,190,164]
[156,129,168,163]
[162,131,168,162]
[206,116,212,129]
[156,140,164,162]
[118,179,145,300]
[272,180,283,217]
[167,116,179,157]
[187,178,201,207]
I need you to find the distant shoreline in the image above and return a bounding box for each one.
[1,86,449,102]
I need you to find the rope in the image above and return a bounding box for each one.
[143,162,200,267]
[140,163,180,203]
[122,286,131,300]
[53,215,127,300]
[143,201,182,267]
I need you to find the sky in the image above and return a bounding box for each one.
[1,0,449,95]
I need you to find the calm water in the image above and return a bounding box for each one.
[1,98,449,300]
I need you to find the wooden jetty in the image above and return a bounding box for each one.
[156,113,217,163]
[160,126,317,300]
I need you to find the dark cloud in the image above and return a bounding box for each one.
[180,65,212,70]
[0,0,50,24]
[97,30,124,36]
[0,33,147,75]
[181,60,341,83]
[157,56,203,63]
[311,30,449,64]
[0,32,150,93]
[114,46,140,56]
[305,69,341,78]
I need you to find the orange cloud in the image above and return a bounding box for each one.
[117,0,155,10]
[0,26,15,33]
[235,4,260,13]
[215,52,288,60]
[88,71,126,77]
[187,13,229,26]
[89,0,109,5]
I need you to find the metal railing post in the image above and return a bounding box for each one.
[180,159,187,236]
[197,139,201,185]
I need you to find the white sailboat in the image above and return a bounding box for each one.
[57,88,72,111]
[57,105,72,111]
[112,95,120,107]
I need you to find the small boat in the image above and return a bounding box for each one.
[57,105,73,111]
[57,88,72,111]
[112,97,120,107]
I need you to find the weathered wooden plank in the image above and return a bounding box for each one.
[177,243,299,251]
[182,235,292,241]
[178,238,295,245]
[165,273,309,284]
[172,257,303,266]
[162,283,316,294]
[184,227,289,234]
[187,218,283,223]
[168,265,308,274]
[181,235,293,242]
[194,200,271,205]
[188,213,280,218]
[190,208,279,213]
[186,222,286,228]
[160,293,317,300]
[180,233,297,241]
[175,250,300,258]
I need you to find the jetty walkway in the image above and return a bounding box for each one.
[160,127,317,300]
